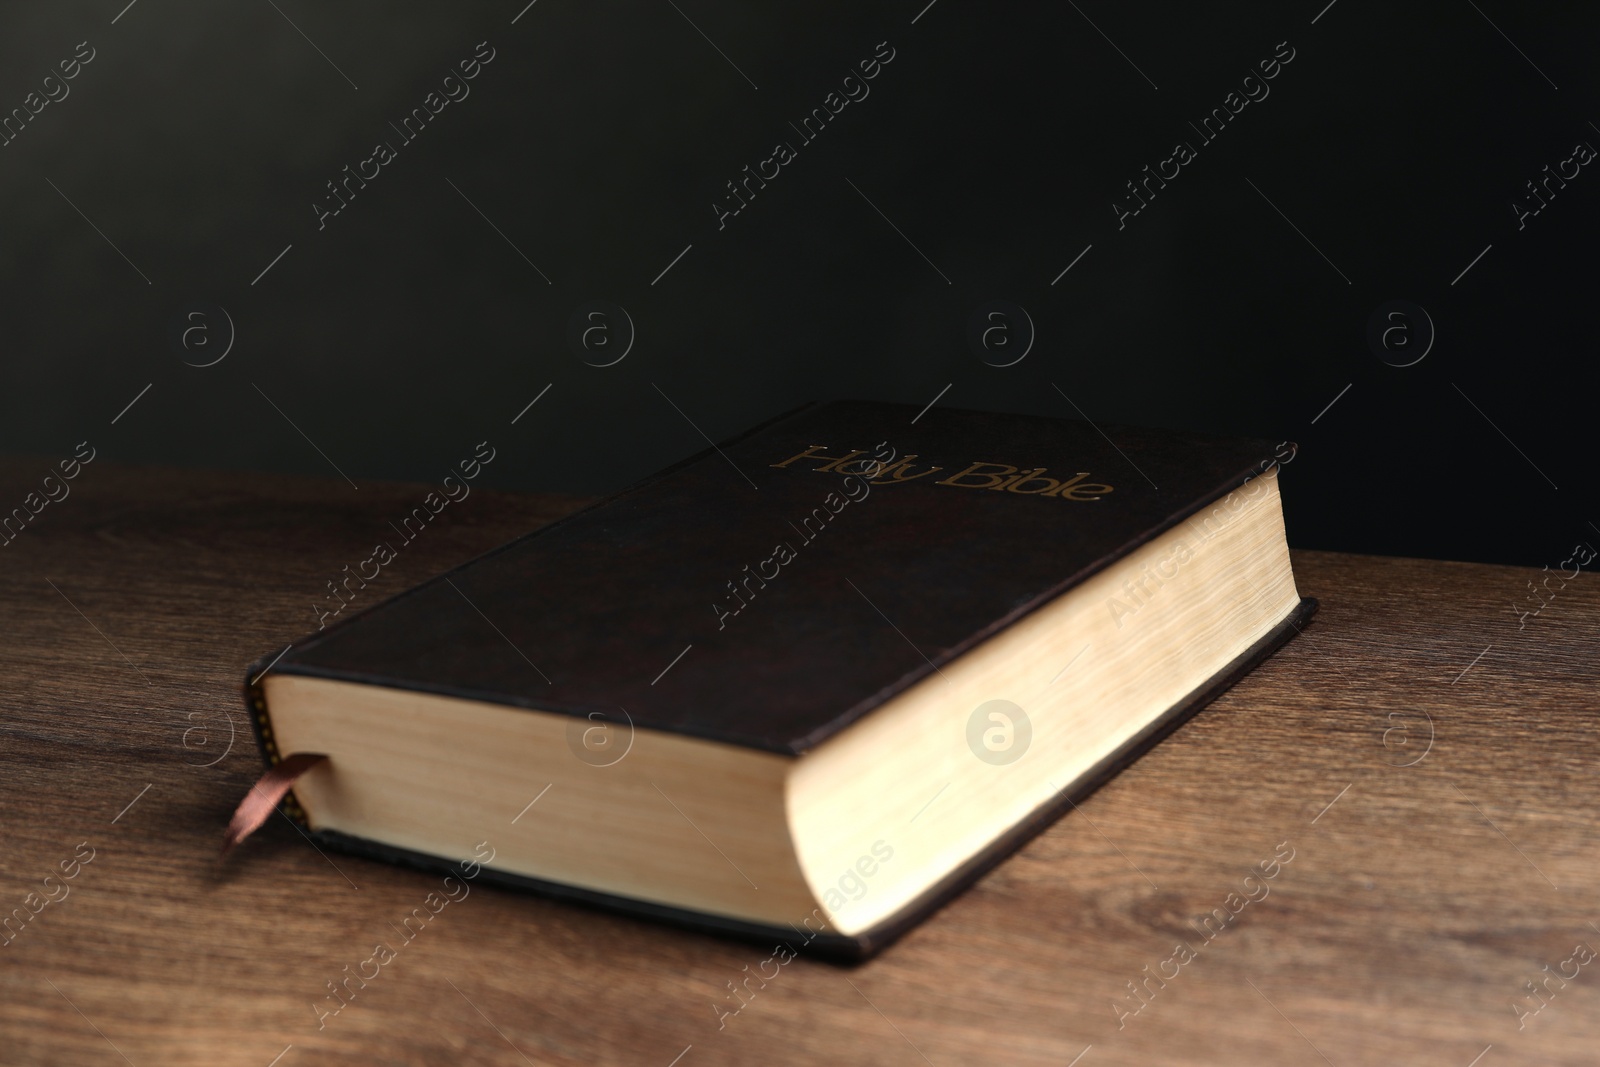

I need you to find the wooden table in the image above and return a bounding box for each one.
[2,459,1596,1066]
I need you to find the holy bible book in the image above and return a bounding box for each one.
[241,400,1313,958]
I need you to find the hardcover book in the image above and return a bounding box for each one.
[241,400,1313,958]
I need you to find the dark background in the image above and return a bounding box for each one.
[0,0,1592,567]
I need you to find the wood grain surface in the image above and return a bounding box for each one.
[1,458,1596,1066]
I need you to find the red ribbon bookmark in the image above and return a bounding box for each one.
[222,753,327,854]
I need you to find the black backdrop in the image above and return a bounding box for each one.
[0,0,1593,567]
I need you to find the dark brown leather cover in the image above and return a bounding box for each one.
[247,400,1294,754]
